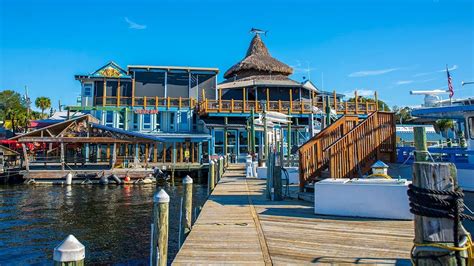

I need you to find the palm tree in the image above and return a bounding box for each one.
[35,96,51,118]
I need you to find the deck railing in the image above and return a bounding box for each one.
[95,96,197,109]
[298,115,360,189]
[326,111,396,179]
[298,111,396,188]
[198,99,377,115]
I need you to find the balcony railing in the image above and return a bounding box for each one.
[198,99,378,115]
[95,96,197,109]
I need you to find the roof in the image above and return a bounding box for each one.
[75,61,132,80]
[412,104,474,119]
[128,65,219,73]
[219,76,301,89]
[223,35,293,80]
[10,114,99,140]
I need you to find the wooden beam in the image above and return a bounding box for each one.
[354,90,359,114]
[289,89,293,113]
[132,78,136,107]
[144,96,147,109]
[21,143,29,172]
[243,88,246,112]
[18,137,136,143]
[374,91,379,111]
[154,143,158,163]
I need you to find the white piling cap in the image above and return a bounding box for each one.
[154,189,170,203]
[53,235,85,262]
[210,160,215,165]
[183,175,193,184]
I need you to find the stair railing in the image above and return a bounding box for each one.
[298,115,360,190]
[325,111,396,179]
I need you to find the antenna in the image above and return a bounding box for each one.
[306,62,311,81]
[462,81,474,86]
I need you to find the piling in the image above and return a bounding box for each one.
[411,162,469,265]
[180,175,193,246]
[151,189,169,266]
[208,160,215,194]
[413,127,428,162]
[53,235,85,266]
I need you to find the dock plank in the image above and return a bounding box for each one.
[173,164,414,265]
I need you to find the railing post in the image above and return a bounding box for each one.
[151,189,169,266]
[180,175,193,246]
[167,97,170,109]
[374,91,379,111]
[179,97,182,109]
[354,90,359,114]
[53,235,85,266]
[231,99,234,113]
[218,88,222,112]
[243,88,247,112]
[289,89,293,113]
[144,96,147,109]
[208,160,215,194]
[155,96,159,108]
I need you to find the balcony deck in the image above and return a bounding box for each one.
[198,99,378,116]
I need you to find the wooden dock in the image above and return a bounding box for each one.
[173,164,414,265]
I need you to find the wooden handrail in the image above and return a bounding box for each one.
[325,111,396,179]
[298,115,360,190]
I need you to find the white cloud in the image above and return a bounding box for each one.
[348,68,399,78]
[343,89,375,98]
[396,80,414,85]
[125,17,146,30]
[413,65,458,77]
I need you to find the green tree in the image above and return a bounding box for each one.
[35,96,51,117]
[0,90,28,132]
[435,119,455,138]
[347,96,390,111]
[392,106,413,124]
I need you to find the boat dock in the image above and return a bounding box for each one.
[173,164,414,265]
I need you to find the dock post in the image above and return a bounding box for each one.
[411,162,469,265]
[180,175,193,246]
[53,235,85,266]
[151,189,169,266]
[208,160,215,194]
[414,127,428,162]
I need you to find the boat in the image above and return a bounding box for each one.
[405,93,474,191]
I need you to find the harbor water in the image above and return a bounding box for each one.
[0,183,473,264]
[0,183,209,265]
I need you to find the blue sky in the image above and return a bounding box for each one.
[0,0,473,110]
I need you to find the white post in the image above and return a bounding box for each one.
[151,189,169,266]
[53,235,85,266]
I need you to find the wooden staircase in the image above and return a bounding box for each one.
[298,111,396,190]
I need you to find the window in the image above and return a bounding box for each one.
[169,112,176,131]
[105,111,114,127]
[142,114,151,130]
[133,113,139,130]
[239,131,248,154]
[155,113,161,131]
[83,84,92,97]
[178,111,189,132]
[214,130,224,155]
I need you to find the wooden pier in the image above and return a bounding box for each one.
[173,164,414,265]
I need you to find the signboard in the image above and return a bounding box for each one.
[134,109,159,114]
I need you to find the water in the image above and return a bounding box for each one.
[0,183,209,265]
[1,184,473,265]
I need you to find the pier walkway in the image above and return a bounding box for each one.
[173,164,414,265]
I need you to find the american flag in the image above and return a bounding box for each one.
[447,65,454,98]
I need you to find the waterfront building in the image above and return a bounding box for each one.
[68,34,378,164]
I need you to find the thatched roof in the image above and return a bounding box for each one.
[223,35,293,80]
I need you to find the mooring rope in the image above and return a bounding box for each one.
[407,184,474,266]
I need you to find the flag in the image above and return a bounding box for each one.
[447,65,454,98]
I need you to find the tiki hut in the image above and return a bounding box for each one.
[223,34,293,81]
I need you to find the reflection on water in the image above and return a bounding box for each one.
[0,183,208,265]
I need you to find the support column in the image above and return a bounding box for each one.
[224,117,228,156]
[250,108,256,157]
[263,103,268,161]
[287,110,292,163]
[103,78,107,107]
[21,143,30,172]
[111,143,117,169]
[85,144,90,163]
[60,143,65,171]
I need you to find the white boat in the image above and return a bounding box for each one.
[405,96,474,191]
